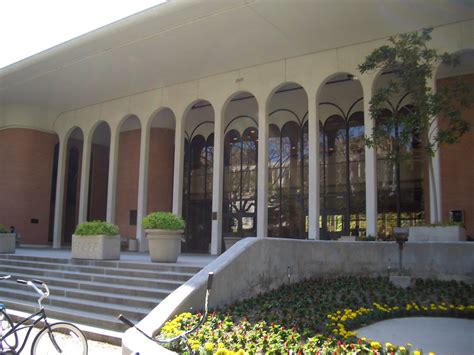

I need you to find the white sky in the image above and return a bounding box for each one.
[0,0,167,69]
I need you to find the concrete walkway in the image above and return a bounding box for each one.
[357,317,474,355]
[13,246,217,267]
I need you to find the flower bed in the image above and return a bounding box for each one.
[158,277,473,354]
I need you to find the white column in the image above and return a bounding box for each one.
[106,126,119,223]
[308,97,320,240]
[52,136,67,248]
[210,106,224,255]
[136,124,150,252]
[172,117,185,216]
[428,77,442,223]
[256,102,268,238]
[77,131,92,223]
[363,83,378,237]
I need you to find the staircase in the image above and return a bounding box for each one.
[0,253,202,344]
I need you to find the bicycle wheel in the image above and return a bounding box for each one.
[0,309,18,350]
[31,322,88,355]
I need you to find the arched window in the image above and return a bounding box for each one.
[182,134,214,252]
[322,115,346,238]
[268,116,308,239]
[376,105,424,237]
[222,127,258,238]
[320,107,366,239]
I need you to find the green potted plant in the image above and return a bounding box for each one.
[72,220,120,260]
[0,224,15,254]
[142,212,185,262]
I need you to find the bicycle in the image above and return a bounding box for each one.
[0,276,18,351]
[0,278,88,355]
[119,272,214,354]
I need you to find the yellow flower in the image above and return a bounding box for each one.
[399,346,406,352]
[204,342,214,352]
[370,341,381,350]
[413,350,421,355]
[428,352,436,355]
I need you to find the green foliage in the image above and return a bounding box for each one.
[74,220,119,236]
[0,224,9,233]
[359,28,472,160]
[142,211,185,230]
[158,277,473,353]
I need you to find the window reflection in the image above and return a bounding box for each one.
[376,106,424,238]
[222,127,258,238]
[320,110,366,239]
[182,133,214,252]
[268,117,308,239]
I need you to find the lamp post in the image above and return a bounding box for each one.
[393,227,409,274]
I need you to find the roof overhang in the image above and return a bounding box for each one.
[1,0,472,114]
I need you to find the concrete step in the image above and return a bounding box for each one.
[1,297,131,334]
[0,265,185,290]
[0,288,150,321]
[0,253,203,343]
[0,254,202,273]
[0,273,170,298]
[0,281,161,309]
[0,258,196,281]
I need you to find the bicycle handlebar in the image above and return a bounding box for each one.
[118,314,135,328]
[17,278,50,308]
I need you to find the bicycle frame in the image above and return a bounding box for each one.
[0,308,53,354]
[0,279,63,355]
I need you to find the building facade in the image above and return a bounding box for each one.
[1,1,473,253]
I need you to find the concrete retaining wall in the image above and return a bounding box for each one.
[122,238,474,354]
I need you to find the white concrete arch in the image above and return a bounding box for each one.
[222,91,259,135]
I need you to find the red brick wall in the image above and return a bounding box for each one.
[115,128,175,240]
[88,144,109,221]
[438,73,474,237]
[0,128,58,244]
[147,128,174,214]
[116,130,140,239]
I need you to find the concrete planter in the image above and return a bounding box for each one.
[409,225,466,242]
[0,234,16,253]
[71,235,121,260]
[145,229,183,263]
[128,238,138,252]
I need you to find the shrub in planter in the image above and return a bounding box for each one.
[0,224,9,234]
[72,221,120,260]
[0,223,15,254]
[142,212,185,230]
[142,212,185,263]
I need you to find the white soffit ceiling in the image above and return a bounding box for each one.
[0,0,472,114]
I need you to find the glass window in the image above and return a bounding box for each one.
[320,111,366,239]
[222,127,258,238]
[376,106,424,238]
[268,119,308,239]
